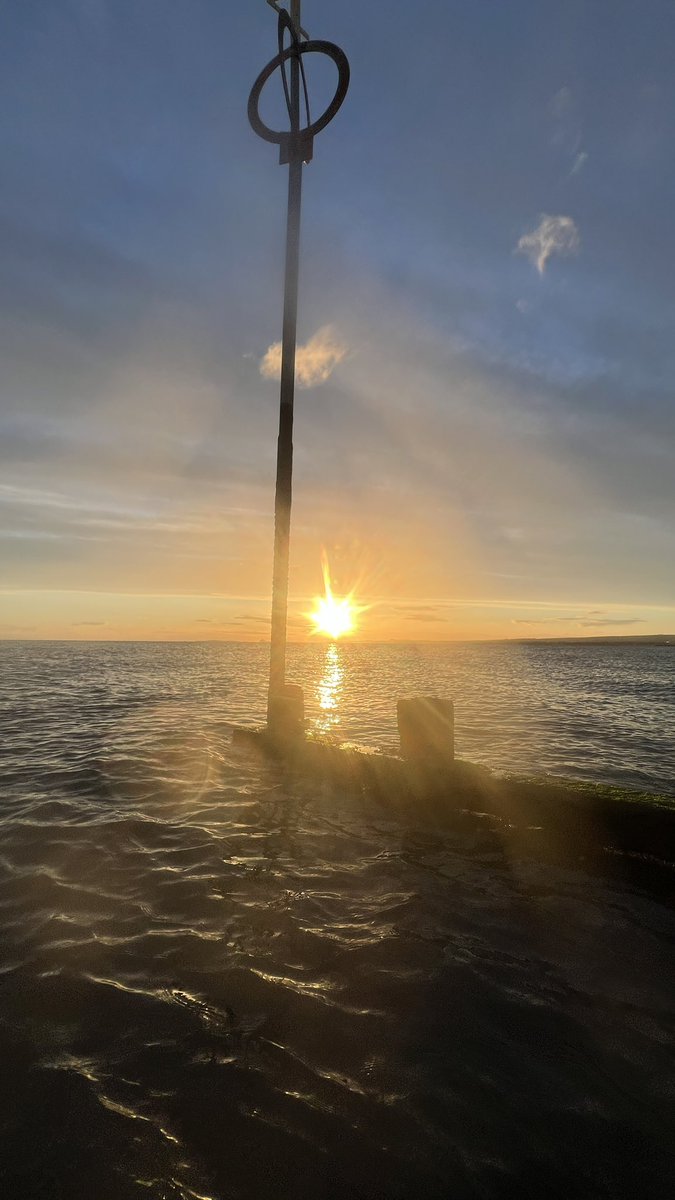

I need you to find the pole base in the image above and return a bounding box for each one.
[267,683,305,739]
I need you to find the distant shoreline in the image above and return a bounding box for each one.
[1,635,674,646]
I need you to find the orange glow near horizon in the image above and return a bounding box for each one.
[2,588,674,644]
[308,555,359,639]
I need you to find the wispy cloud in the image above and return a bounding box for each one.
[516,214,580,275]
[549,87,588,177]
[580,618,645,628]
[570,150,588,177]
[512,615,645,628]
[550,86,573,124]
[260,325,347,388]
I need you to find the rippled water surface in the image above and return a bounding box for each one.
[1,640,674,1199]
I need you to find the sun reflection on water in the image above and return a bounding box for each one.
[315,643,344,736]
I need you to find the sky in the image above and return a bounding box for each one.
[2,0,674,642]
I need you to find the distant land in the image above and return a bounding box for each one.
[1,634,674,645]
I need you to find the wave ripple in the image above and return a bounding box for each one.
[0,640,674,1198]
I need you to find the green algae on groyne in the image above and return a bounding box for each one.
[232,727,675,889]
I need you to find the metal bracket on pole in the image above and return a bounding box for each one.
[249,10,349,165]
[266,0,309,42]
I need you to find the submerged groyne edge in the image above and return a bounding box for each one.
[232,726,675,892]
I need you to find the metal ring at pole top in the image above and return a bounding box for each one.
[248,13,350,164]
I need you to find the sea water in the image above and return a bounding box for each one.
[0,640,674,1199]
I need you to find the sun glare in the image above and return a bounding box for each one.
[309,557,358,639]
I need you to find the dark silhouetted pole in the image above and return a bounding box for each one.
[248,2,349,733]
[268,0,302,728]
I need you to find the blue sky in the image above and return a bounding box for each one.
[1,0,674,640]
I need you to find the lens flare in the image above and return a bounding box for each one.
[308,556,358,639]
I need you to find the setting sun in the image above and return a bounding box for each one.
[311,593,355,639]
[309,557,358,639]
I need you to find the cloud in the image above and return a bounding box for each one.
[512,619,550,626]
[260,325,347,388]
[512,615,646,628]
[399,607,446,623]
[550,86,573,123]
[580,618,645,628]
[549,87,587,177]
[516,214,580,275]
[570,150,588,177]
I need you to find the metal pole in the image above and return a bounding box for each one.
[267,0,302,727]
